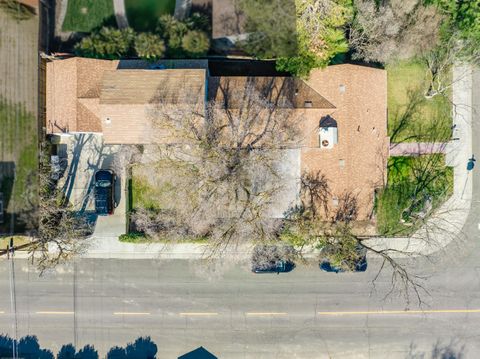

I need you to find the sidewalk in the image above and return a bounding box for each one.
[364,63,473,258]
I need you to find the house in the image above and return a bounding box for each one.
[46,57,388,222]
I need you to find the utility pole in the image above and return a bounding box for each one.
[8,238,18,359]
[73,259,78,349]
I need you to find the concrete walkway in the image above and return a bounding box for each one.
[389,142,448,156]
[113,0,129,29]
[174,0,192,20]
[81,65,474,260]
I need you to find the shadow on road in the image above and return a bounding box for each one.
[178,346,218,359]
[406,339,465,358]
[0,334,162,359]
[0,334,54,359]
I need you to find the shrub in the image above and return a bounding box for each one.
[275,50,320,78]
[75,27,136,59]
[157,14,188,55]
[118,232,147,243]
[181,30,210,58]
[134,32,166,60]
[185,12,211,32]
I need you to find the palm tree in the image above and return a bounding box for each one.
[181,30,210,58]
[134,32,166,61]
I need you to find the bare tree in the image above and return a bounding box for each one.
[132,77,302,253]
[349,0,443,63]
[19,145,91,273]
[422,35,480,100]
[300,170,330,219]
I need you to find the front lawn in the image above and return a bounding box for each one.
[376,155,453,236]
[130,172,170,211]
[387,60,452,143]
[62,0,116,32]
[125,0,176,32]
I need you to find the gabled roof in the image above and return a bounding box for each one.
[208,76,335,109]
[100,69,206,105]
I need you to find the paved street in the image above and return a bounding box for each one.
[1,253,480,358]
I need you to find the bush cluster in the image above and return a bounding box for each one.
[74,13,210,60]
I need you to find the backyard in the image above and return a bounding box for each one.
[387,60,452,143]
[62,0,115,32]
[125,0,176,32]
[0,99,38,234]
[0,8,39,234]
[375,155,453,236]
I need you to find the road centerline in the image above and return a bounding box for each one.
[179,312,219,316]
[35,311,74,315]
[113,312,151,316]
[317,309,480,316]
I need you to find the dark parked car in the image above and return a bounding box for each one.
[319,245,367,273]
[94,169,116,215]
[251,245,296,274]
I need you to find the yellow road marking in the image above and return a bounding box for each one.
[35,311,74,315]
[246,312,288,316]
[318,309,480,316]
[179,312,218,316]
[0,311,4,314]
[113,312,151,316]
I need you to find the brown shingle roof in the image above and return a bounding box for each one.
[208,76,335,109]
[100,69,206,105]
[46,58,119,134]
[98,69,206,144]
[300,64,389,221]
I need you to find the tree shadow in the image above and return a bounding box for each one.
[57,344,99,359]
[106,336,157,359]
[57,343,76,359]
[0,334,54,359]
[406,339,466,359]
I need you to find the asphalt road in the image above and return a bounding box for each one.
[0,71,479,359]
[1,249,480,359]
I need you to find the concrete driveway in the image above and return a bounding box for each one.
[56,133,126,238]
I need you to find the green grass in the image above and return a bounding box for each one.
[376,155,453,236]
[62,0,116,32]
[0,98,37,233]
[125,0,175,32]
[119,232,208,244]
[119,232,148,243]
[387,60,452,143]
[131,175,163,211]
